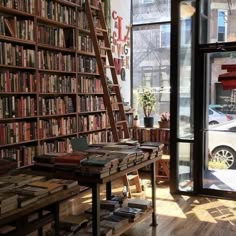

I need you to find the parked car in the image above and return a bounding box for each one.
[209,120,236,169]
[208,107,233,125]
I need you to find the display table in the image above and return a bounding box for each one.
[0,185,81,236]
[76,155,161,236]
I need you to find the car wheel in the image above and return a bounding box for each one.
[211,146,236,169]
[209,121,219,125]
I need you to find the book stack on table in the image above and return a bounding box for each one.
[138,142,164,159]
[0,174,79,211]
[0,192,18,215]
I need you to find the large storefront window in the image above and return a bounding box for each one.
[132,0,171,126]
[200,0,236,44]
[132,0,171,24]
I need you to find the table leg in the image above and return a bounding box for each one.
[106,181,112,200]
[92,184,100,236]
[54,203,60,236]
[150,162,157,226]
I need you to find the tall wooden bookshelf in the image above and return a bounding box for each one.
[0,0,133,168]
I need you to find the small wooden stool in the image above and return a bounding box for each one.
[123,170,142,198]
[156,155,170,182]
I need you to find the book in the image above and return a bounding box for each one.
[15,185,48,197]
[100,200,120,210]
[28,181,63,194]
[17,194,39,208]
[47,178,78,189]
[54,152,87,164]
[127,198,152,210]
[113,207,142,221]
[0,192,18,205]
[100,219,127,233]
[60,214,89,228]
[0,225,16,235]
[0,181,15,192]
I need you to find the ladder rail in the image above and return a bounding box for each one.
[85,0,130,141]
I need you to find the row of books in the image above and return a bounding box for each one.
[59,198,151,235]
[0,96,36,119]
[39,96,75,115]
[87,130,107,144]
[0,71,36,93]
[38,117,77,139]
[39,74,76,93]
[38,50,75,72]
[0,121,36,145]
[0,42,35,67]
[78,76,102,94]
[0,146,36,167]
[0,0,35,14]
[0,16,34,40]
[78,95,105,112]
[0,174,79,214]
[38,1,77,25]
[78,114,107,132]
[40,138,72,154]
[133,128,170,144]
[37,24,74,49]
[78,55,98,74]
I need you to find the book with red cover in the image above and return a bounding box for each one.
[54,152,87,164]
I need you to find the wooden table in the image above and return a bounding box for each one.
[76,156,161,236]
[0,184,81,236]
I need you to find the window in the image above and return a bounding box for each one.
[217,10,227,42]
[142,0,154,4]
[160,24,170,48]
[180,19,191,46]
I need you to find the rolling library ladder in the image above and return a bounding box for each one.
[85,0,141,197]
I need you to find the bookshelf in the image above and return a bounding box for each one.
[0,0,134,168]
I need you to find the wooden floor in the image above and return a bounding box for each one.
[60,173,236,236]
[123,174,236,236]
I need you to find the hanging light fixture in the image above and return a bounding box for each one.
[180,2,196,19]
[218,64,236,90]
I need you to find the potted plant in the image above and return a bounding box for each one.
[133,114,139,127]
[139,89,156,128]
[159,112,170,128]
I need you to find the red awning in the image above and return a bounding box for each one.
[218,65,236,90]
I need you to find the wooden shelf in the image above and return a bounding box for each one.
[0,35,35,45]
[37,43,76,53]
[113,209,153,236]
[38,69,76,74]
[77,71,100,76]
[56,0,78,7]
[39,93,77,96]
[0,64,36,70]
[38,113,76,118]
[36,16,76,28]
[0,6,35,17]
[39,133,77,141]
[0,116,37,121]
[0,140,38,148]
[78,110,106,114]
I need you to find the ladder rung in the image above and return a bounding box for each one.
[90,5,101,11]
[116,120,127,125]
[100,46,111,51]
[96,27,108,33]
[104,65,115,69]
[108,84,119,87]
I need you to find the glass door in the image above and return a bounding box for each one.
[201,50,236,197]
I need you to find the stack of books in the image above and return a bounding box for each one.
[0,159,17,176]
[47,178,78,189]
[127,198,152,210]
[100,200,120,211]
[113,206,142,222]
[0,192,18,215]
[139,142,164,159]
[102,214,129,233]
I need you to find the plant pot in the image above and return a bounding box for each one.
[158,120,170,128]
[144,117,154,128]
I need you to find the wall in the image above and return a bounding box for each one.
[110,0,131,106]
